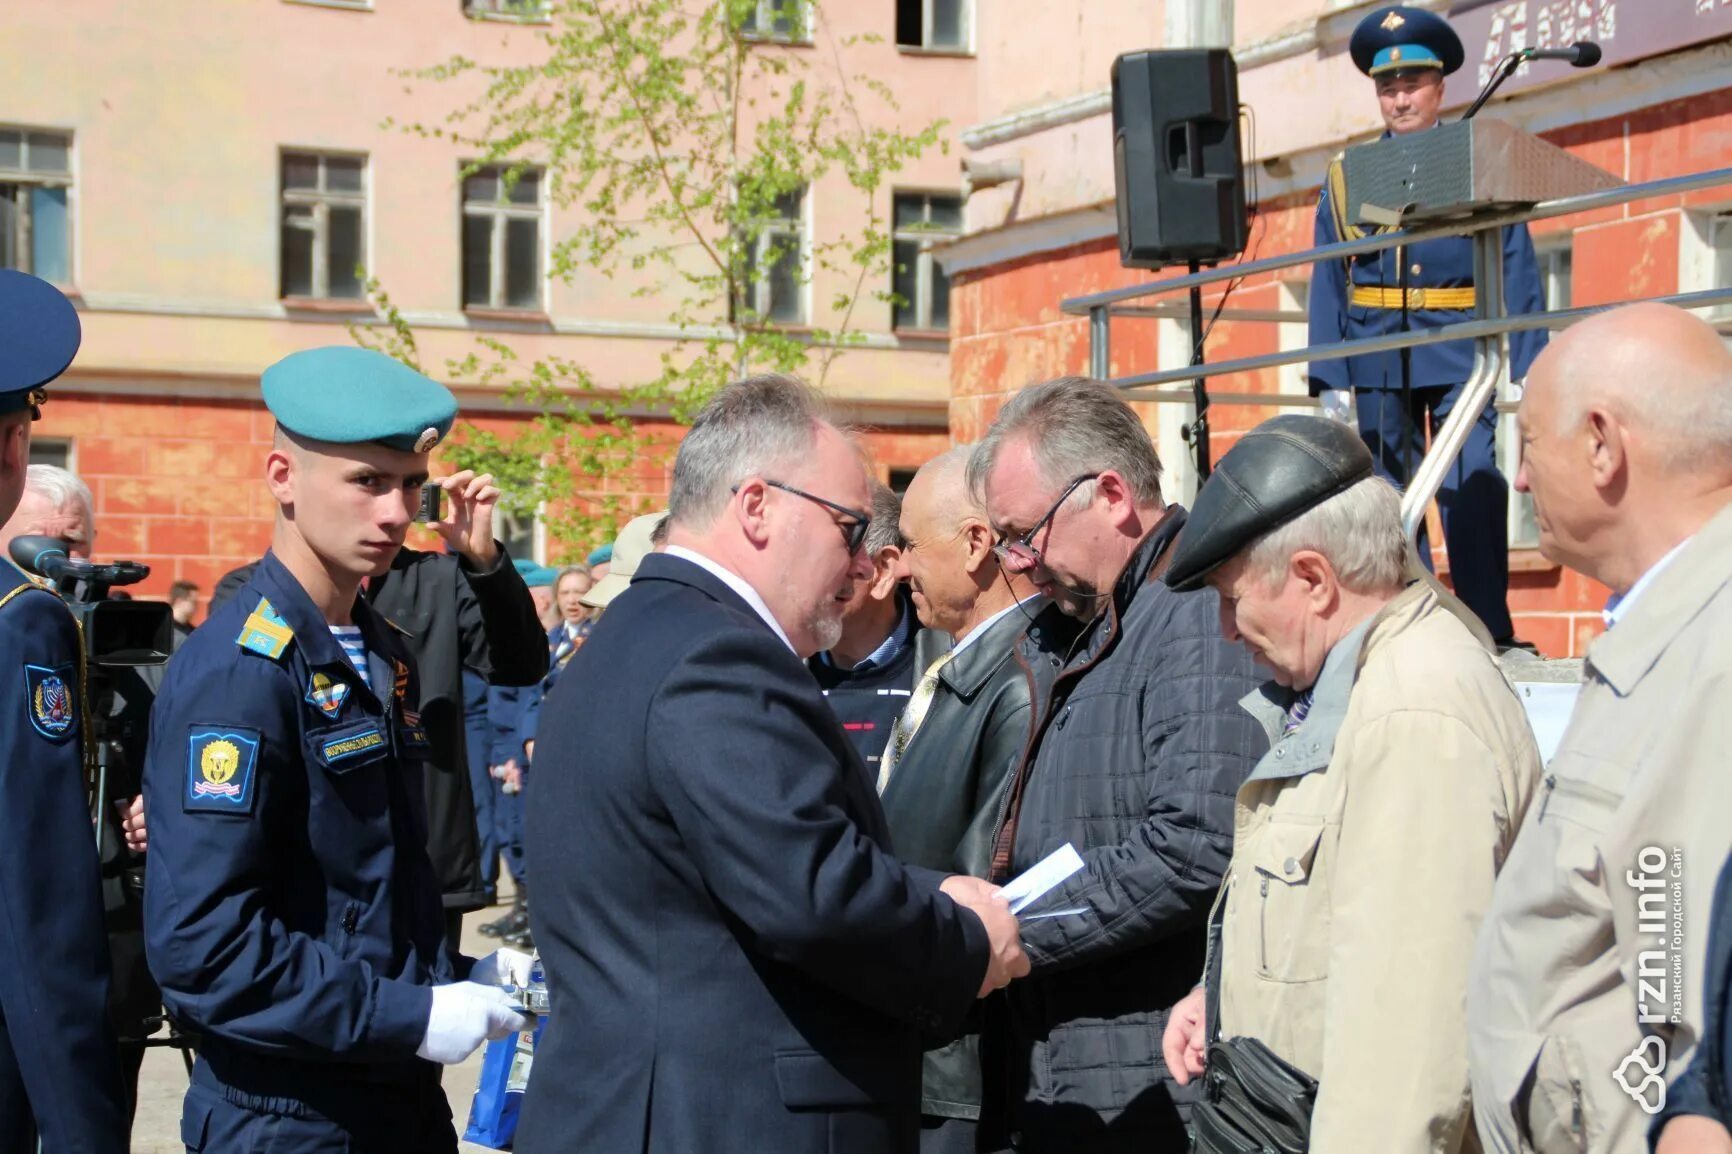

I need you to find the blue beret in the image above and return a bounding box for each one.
[524,565,558,589]
[0,269,81,419]
[262,347,457,452]
[512,557,541,579]
[586,543,613,567]
[1351,6,1463,78]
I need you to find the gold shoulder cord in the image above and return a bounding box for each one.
[0,580,98,806]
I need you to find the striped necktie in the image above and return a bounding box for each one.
[1283,689,1314,736]
[877,649,954,793]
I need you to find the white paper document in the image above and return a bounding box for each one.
[999,842,1085,917]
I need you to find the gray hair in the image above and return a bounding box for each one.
[668,374,832,528]
[967,377,1163,507]
[554,564,592,588]
[25,464,94,529]
[1240,475,1407,595]
[864,483,904,555]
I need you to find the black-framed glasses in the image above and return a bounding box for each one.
[732,479,872,555]
[992,473,1100,572]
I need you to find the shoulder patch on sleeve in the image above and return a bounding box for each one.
[185,727,263,814]
[237,597,294,661]
[24,663,77,742]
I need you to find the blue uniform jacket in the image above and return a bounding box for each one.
[1653,852,1732,1144]
[0,562,127,1152]
[1308,149,1550,392]
[142,551,458,1081]
[514,621,588,767]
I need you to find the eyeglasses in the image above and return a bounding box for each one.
[732,479,873,555]
[992,473,1100,573]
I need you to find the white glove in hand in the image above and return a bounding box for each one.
[416,981,533,1065]
[1319,388,1356,426]
[469,947,536,989]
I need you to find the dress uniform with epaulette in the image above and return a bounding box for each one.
[1308,5,1550,645]
[142,349,530,1153]
[0,271,129,1152]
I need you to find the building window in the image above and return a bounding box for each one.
[896,0,971,52]
[462,166,544,312]
[0,129,72,285]
[496,508,540,564]
[1537,239,1572,311]
[887,467,917,494]
[891,192,961,333]
[1708,212,1732,323]
[280,152,367,301]
[28,438,71,470]
[464,0,550,18]
[738,0,810,43]
[739,187,808,325]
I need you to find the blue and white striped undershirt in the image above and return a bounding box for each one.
[329,625,371,691]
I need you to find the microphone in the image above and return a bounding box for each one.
[1519,41,1602,67]
[9,534,81,581]
[1462,41,1602,120]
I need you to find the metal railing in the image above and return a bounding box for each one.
[1062,164,1732,554]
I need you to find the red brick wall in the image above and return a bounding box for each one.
[39,393,946,619]
[948,88,1732,657]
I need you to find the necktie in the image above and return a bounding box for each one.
[1283,689,1314,736]
[877,649,953,793]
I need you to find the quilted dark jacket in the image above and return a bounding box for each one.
[988,506,1266,1153]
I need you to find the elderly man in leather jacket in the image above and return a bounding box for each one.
[880,445,1042,1153]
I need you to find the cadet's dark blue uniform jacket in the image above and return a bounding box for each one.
[142,551,462,1143]
[1308,149,1549,392]
[0,562,127,1153]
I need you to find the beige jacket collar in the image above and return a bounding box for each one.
[1587,501,1732,697]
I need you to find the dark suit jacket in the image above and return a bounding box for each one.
[880,599,1040,1122]
[1654,852,1732,1145]
[517,552,990,1154]
[365,547,546,911]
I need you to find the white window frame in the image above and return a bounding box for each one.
[738,0,811,44]
[280,151,369,301]
[896,0,974,54]
[1497,234,1572,551]
[1681,207,1732,327]
[464,0,551,21]
[742,186,810,326]
[0,127,73,286]
[461,164,547,313]
[891,191,962,333]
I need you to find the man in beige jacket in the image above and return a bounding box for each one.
[1160,414,1542,1153]
[1466,302,1732,1154]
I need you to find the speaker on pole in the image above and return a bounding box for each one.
[1111,49,1248,269]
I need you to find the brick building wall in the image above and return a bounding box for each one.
[949,87,1732,658]
[41,391,946,622]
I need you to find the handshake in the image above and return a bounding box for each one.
[940,875,1032,997]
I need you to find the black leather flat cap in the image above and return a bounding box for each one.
[1165,415,1374,591]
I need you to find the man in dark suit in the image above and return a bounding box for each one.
[519,374,1028,1154]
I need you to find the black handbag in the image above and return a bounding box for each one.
[1190,1033,1318,1154]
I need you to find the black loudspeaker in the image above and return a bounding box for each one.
[1111,49,1248,269]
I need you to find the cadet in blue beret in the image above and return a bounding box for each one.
[141,345,535,1153]
[0,270,130,1151]
[1308,4,1550,646]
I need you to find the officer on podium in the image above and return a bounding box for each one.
[0,269,129,1152]
[1308,5,1550,646]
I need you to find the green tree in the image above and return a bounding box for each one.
[353,0,946,557]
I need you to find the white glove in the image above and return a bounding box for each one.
[416,981,533,1065]
[469,947,536,989]
[1319,388,1356,425]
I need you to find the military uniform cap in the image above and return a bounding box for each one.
[0,269,81,420]
[1350,6,1464,77]
[1165,415,1374,592]
[262,346,456,452]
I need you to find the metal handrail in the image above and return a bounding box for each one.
[1061,164,1732,316]
[1113,287,1732,393]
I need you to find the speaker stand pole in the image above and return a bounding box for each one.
[1186,260,1212,482]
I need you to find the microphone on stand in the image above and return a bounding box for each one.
[1462,41,1603,121]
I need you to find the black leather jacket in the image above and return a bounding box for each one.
[880,599,1041,1121]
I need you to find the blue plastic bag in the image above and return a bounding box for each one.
[463,1016,544,1149]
